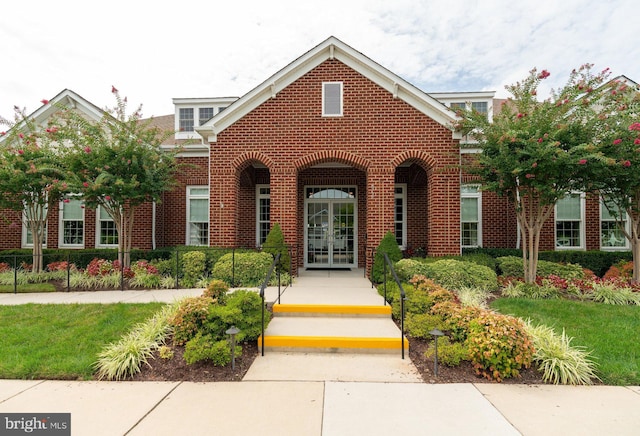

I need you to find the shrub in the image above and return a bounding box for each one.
[129,272,161,289]
[212,251,274,287]
[393,258,430,282]
[169,296,214,345]
[524,321,599,385]
[0,262,10,273]
[466,311,534,382]
[221,290,268,341]
[424,336,471,367]
[372,231,402,283]
[183,333,236,366]
[405,313,446,339]
[261,223,290,274]
[46,261,76,272]
[158,345,174,360]
[589,282,640,305]
[455,286,490,308]
[423,259,498,292]
[203,279,229,302]
[180,251,207,288]
[603,261,633,280]
[440,305,485,342]
[497,256,584,280]
[151,258,175,276]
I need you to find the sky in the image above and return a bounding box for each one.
[1,0,638,121]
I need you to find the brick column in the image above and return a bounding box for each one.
[210,168,238,247]
[365,168,395,270]
[427,171,461,256]
[269,166,298,246]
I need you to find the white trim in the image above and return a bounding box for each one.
[600,197,630,251]
[461,184,482,248]
[322,82,343,117]
[555,192,586,250]
[58,197,85,248]
[186,185,210,246]
[256,185,271,247]
[196,37,462,142]
[95,206,118,248]
[394,184,407,249]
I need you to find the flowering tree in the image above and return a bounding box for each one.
[457,65,609,282]
[581,78,640,282]
[0,104,67,272]
[56,87,179,267]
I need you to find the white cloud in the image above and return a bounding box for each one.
[1,0,637,120]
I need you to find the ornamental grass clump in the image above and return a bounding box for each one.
[589,282,640,305]
[524,321,599,385]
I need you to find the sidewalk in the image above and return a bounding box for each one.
[2,271,640,435]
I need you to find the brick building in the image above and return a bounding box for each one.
[0,37,630,271]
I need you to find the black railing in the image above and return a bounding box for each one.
[0,245,296,294]
[383,252,407,359]
[260,253,281,356]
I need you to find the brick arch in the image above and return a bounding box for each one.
[390,150,437,170]
[232,151,275,173]
[294,150,370,172]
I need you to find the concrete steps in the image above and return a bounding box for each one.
[258,303,408,354]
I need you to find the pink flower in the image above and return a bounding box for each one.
[0,132,5,136]
[105,195,111,201]
[538,70,550,79]
[613,139,622,145]
[18,133,24,139]
[82,182,89,188]
[578,159,588,165]
[17,149,24,155]
[629,123,640,131]
[41,99,49,105]
[111,85,118,94]
[532,162,538,168]
[537,138,543,143]
[623,160,631,167]
[63,198,70,203]
[634,138,640,145]
[525,173,534,179]
[84,146,91,153]
[517,113,525,119]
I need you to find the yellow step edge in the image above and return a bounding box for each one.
[257,335,409,350]
[272,304,391,316]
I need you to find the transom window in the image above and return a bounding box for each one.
[322,82,343,117]
[461,185,481,247]
[394,184,407,249]
[187,186,209,246]
[256,186,271,246]
[60,197,84,247]
[555,193,584,249]
[600,198,629,250]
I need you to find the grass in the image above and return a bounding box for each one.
[491,298,640,385]
[0,303,165,380]
[0,283,57,293]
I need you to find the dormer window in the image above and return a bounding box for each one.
[199,107,214,126]
[323,82,343,116]
[179,108,194,132]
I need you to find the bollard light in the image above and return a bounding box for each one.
[226,326,240,371]
[429,328,444,377]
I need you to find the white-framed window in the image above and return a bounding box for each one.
[322,82,343,117]
[394,184,407,249]
[461,185,482,247]
[449,101,488,116]
[178,108,194,132]
[600,197,629,250]
[198,107,214,126]
[22,208,48,248]
[555,192,585,249]
[187,186,209,246]
[256,185,271,246]
[59,197,84,248]
[96,206,118,247]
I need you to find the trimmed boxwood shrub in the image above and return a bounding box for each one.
[261,223,290,274]
[497,256,584,279]
[372,231,403,283]
[393,258,430,282]
[212,251,274,287]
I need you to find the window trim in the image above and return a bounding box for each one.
[58,196,85,248]
[95,205,119,248]
[22,203,48,249]
[186,185,209,246]
[461,184,482,248]
[394,184,407,250]
[600,197,630,251]
[322,82,343,117]
[256,185,271,247]
[555,192,585,250]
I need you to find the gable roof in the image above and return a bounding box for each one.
[0,89,105,143]
[196,36,461,141]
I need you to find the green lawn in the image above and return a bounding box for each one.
[491,298,640,385]
[0,303,165,379]
[0,283,57,293]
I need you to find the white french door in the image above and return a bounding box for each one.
[304,187,357,268]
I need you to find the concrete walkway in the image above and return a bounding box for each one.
[2,269,640,435]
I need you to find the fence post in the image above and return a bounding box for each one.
[13,255,17,294]
[66,252,71,292]
[120,252,125,291]
[175,249,179,290]
[232,248,236,288]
